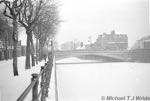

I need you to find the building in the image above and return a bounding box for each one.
[0,40,4,49]
[94,30,128,50]
[131,35,150,49]
[129,35,150,62]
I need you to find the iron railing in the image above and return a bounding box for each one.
[17,57,53,101]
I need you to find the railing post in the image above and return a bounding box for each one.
[47,60,53,96]
[41,66,46,101]
[44,63,48,97]
[31,73,39,101]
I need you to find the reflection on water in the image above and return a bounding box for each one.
[56,57,150,101]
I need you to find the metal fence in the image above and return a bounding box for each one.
[0,46,26,60]
[17,57,53,101]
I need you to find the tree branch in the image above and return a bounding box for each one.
[3,6,13,19]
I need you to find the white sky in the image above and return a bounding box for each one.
[55,0,149,48]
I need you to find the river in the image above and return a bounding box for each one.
[56,56,150,101]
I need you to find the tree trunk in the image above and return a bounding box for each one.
[3,30,8,60]
[36,38,38,64]
[25,31,31,69]
[4,35,8,60]
[30,34,35,66]
[38,40,42,61]
[12,18,18,76]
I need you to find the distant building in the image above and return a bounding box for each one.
[130,35,150,62]
[0,41,3,49]
[131,35,150,49]
[60,40,81,51]
[60,41,74,50]
[0,40,22,50]
[94,30,128,50]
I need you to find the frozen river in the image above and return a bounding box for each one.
[56,57,150,101]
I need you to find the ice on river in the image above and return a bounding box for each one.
[56,57,150,101]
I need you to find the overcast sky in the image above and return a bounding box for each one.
[55,0,149,48]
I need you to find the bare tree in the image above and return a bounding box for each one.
[18,0,46,69]
[34,3,60,61]
[0,0,24,76]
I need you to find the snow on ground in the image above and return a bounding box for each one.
[56,57,150,101]
[56,57,98,64]
[46,57,57,101]
[1,56,150,101]
[0,57,48,101]
[46,60,56,101]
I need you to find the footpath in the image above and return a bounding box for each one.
[0,56,56,101]
[46,58,57,101]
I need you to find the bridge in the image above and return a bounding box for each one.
[55,49,129,62]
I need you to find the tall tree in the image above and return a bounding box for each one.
[18,0,46,69]
[0,0,24,76]
[34,3,60,60]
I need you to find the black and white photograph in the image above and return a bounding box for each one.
[0,0,149,101]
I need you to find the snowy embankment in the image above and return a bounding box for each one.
[0,57,47,101]
[46,58,56,101]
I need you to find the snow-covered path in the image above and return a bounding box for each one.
[46,59,57,101]
[0,57,46,101]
